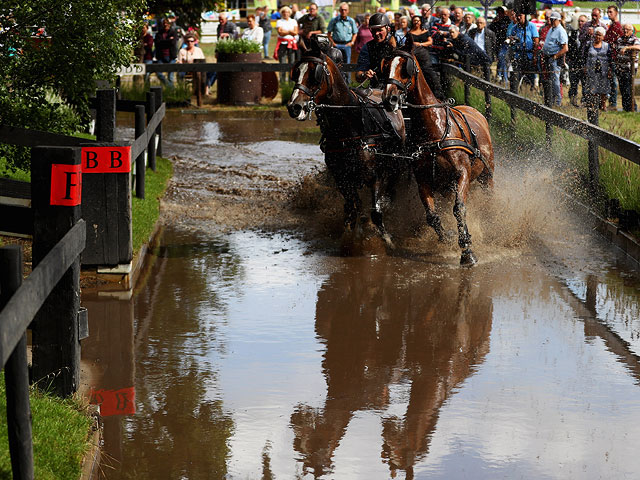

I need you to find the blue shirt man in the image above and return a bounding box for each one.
[506,13,539,61]
[328,2,358,65]
[541,12,568,106]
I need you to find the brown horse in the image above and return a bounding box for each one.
[287,37,406,247]
[381,38,494,265]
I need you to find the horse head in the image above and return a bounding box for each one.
[381,36,418,112]
[287,35,346,121]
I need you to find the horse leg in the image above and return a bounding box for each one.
[453,170,477,266]
[414,170,447,242]
[370,175,394,249]
[340,184,361,232]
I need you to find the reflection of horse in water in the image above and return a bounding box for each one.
[290,261,493,478]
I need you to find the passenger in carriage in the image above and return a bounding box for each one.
[356,12,444,100]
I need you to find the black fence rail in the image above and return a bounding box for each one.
[0,87,165,267]
[144,61,359,73]
[0,145,87,480]
[440,63,640,188]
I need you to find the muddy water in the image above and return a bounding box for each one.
[82,111,640,479]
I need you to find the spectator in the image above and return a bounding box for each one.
[395,16,410,45]
[604,5,623,109]
[275,6,298,83]
[167,12,185,55]
[541,11,568,106]
[614,24,640,111]
[177,34,205,80]
[460,13,476,35]
[451,7,464,28]
[489,6,512,82]
[420,4,434,29]
[298,3,326,46]
[409,15,432,48]
[567,14,587,106]
[257,7,272,59]
[579,7,606,52]
[242,14,264,44]
[217,12,238,40]
[469,16,496,65]
[394,12,402,32]
[584,27,612,111]
[354,13,373,64]
[135,23,154,84]
[506,11,540,91]
[447,25,491,69]
[154,18,178,87]
[292,3,304,21]
[430,7,452,64]
[327,2,358,65]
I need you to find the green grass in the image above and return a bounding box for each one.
[448,78,640,215]
[0,372,92,479]
[132,156,172,255]
[119,81,193,104]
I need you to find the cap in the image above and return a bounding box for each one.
[549,11,561,20]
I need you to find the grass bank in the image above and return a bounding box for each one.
[132,156,173,254]
[0,372,93,479]
[448,79,640,218]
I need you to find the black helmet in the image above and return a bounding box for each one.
[369,12,390,28]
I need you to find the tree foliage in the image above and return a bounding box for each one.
[0,0,145,171]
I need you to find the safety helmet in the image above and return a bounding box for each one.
[369,12,391,28]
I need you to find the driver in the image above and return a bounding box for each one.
[356,12,444,99]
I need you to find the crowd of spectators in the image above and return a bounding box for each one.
[138,4,640,111]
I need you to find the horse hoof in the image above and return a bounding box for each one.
[460,249,477,266]
[382,233,395,250]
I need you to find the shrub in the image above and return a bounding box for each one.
[215,38,262,55]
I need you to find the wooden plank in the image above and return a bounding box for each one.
[0,220,85,368]
[441,64,640,166]
[0,205,33,235]
[0,245,35,480]
[145,62,360,73]
[0,125,93,148]
[0,179,31,199]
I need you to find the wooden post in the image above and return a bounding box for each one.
[0,245,34,480]
[587,104,600,191]
[30,146,82,397]
[150,86,163,157]
[80,142,132,266]
[483,65,492,120]
[196,71,203,107]
[146,91,157,172]
[134,105,146,199]
[464,55,471,105]
[95,89,116,142]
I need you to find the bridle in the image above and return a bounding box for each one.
[292,55,332,105]
[384,50,419,101]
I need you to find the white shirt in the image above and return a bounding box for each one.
[474,28,485,51]
[276,18,298,40]
[242,26,264,44]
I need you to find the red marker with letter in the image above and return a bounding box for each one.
[50,163,82,206]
